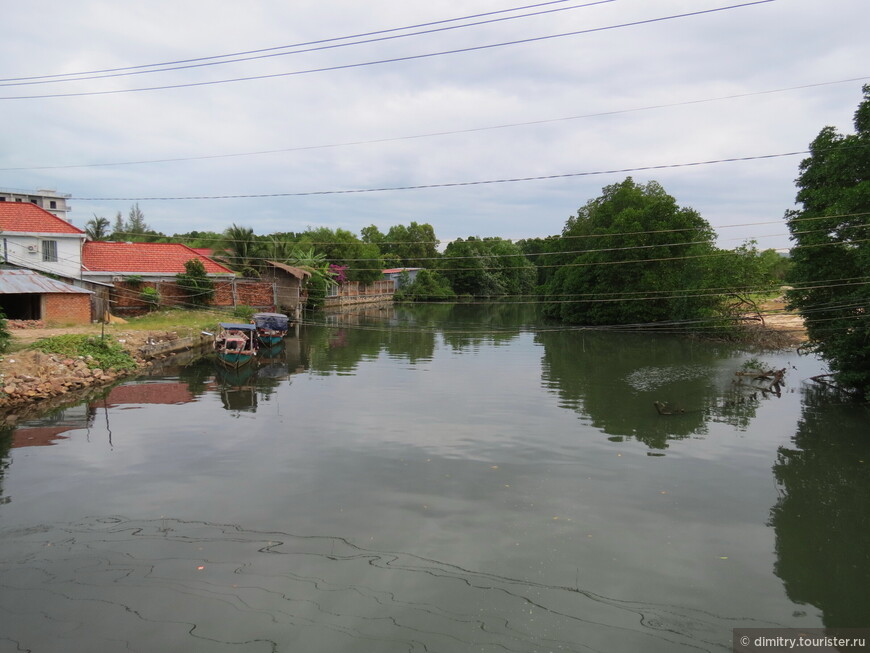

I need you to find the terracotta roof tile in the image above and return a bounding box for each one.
[0,202,84,234]
[82,241,235,275]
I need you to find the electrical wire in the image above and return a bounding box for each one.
[0,1,617,86]
[0,1,776,101]
[4,74,866,172]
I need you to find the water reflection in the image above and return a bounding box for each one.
[535,329,789,448]
[769,387,870,627]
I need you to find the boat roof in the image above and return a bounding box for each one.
[252,312,287,318]
[219,322,257,331]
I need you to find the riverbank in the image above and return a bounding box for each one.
[0,326,211,424]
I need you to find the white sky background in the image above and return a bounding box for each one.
[1,0,868,250]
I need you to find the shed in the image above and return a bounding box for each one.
[261,261,311,319]
[0,268,93,324]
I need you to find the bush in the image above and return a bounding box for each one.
[232,305,255,321]
[0,307,9,354]
[31,335,138,371]
[175,258,215,307]
[140,286,160,310]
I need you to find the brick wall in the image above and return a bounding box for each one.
[43,293,92,324]
[111,279,276,316]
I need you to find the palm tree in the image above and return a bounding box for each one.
[285,246,336,288]
[85,215,111,241]
[218,224,263,277]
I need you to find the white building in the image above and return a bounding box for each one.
[0,202,86,279]
[0,187,73,221]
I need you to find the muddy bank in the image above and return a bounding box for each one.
[0,331,211,424]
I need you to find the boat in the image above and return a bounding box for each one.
[213,322,257,368]
[251,312,290,347]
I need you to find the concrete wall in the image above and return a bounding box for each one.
[2,234,83,278]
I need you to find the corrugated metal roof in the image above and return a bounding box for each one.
[0,269,93,294]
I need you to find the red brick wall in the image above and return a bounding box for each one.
[111,279,276,316]
[43,294,92,324]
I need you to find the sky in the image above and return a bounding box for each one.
[1,0,868,251]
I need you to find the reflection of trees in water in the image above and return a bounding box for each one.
[303,303,542,372]
[535,330,774,448]
[769,387,870,627]
[0,427,11,504]
[0,516,756,652]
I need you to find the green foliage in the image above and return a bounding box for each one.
[140,286,160,310]
[85,215,111,241]
[219,224,263,277]
[124,274,144,287]
[31,335,138,371]
[439,237,536,296]
[175,258,215,307]
[542,178,721,326]
[394,269,456,302]
[0,307,10,354]
[382,222,439,268]
[303,227,382,283]
[232,305,255,321]
[785,84,870,400]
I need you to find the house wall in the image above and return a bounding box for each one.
[2,233,83,278]
[42,293,92,324]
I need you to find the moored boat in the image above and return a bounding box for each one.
[213,322,257,368]
[252,312,290,346]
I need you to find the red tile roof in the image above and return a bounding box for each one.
[0,202,84,234]
[82,241,235,275]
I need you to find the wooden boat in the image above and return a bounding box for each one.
[251,312,290,347]
[213,322,257,368]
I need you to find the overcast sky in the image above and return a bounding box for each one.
[1,0,867,250]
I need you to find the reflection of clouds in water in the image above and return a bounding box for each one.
[0,517,768,653]
[625,365,712,392]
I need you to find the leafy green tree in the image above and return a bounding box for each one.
[393,269,456,302]
[304,227,382,283]
[542,178,720,326]
[175,258,215,306]
[383,222,439,267]
[85,215,111,241]
[439,237,535,297]
[785,85,870,399]
[219,224,263,277]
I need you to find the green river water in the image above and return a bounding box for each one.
[1,304,868,651]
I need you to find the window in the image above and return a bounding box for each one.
[42,240,58,262]
[50,200,57,209]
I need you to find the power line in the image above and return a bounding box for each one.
[0,1,776,100]
[4,75,866,172]
[0,1,616,86]
[0,0,585,82]
[72,149,812,201]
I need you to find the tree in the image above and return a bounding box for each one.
[219,224,263,277]
[393,269,455,302]
[303,227,382,283]
[175,258,214,306]
[85,215,111,241]
[439,237,535,297]
[383,222,439,267]
[542,178,720,326]
[785,84,870,399]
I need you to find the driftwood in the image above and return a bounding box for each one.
[653,401,684,415]
[809,374,860,397]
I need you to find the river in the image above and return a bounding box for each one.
[1,304,868,652]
